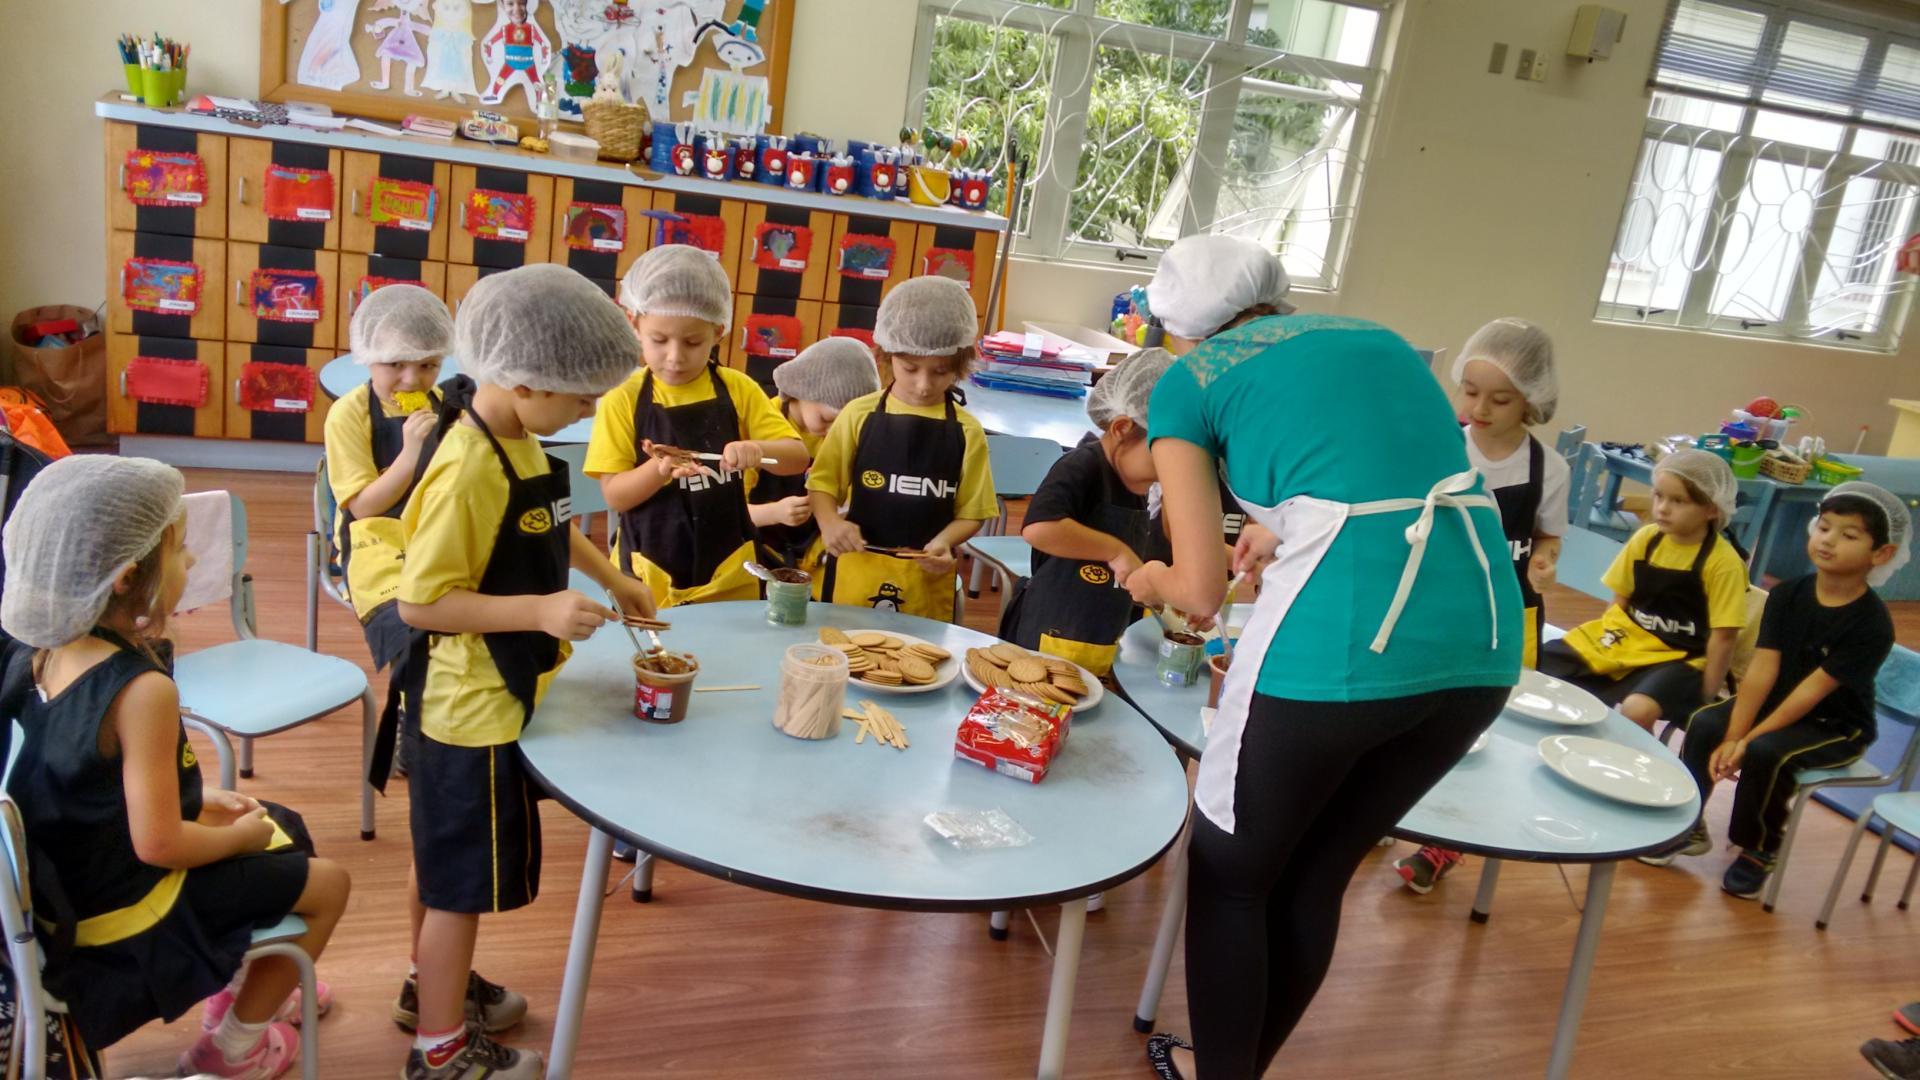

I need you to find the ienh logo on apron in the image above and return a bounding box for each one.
[820,392,967,620]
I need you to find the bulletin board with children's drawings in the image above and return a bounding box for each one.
[260,0,791,134]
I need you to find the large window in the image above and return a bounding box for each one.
[1598,0,1920,352]
[907,0,1388,290]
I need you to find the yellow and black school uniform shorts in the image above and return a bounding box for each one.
[405,725,544,915]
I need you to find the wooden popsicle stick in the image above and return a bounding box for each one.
[694,685,761,693]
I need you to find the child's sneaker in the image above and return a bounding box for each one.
[177,1020,299,1079]
[1721,850,1776,900]
[1862,1035,1920,1079]
[393,970,529,1034]
[1394,846,1463,894]
[1897,1001,1920,1037]
[201,980,334,1032]
[1638,823,1711,866]
[403,1028,543,1080]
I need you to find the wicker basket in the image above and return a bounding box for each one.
[1759,450,1811,484]
[582,99,646,162]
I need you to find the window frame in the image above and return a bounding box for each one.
[905,0,1391,291]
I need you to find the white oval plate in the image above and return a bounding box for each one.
[1506,669,1608,727]
[839,630,962,696]
[1537,734,1694,808]
[960,648,1104,714]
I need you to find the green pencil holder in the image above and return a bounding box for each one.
[140,66,186,108]
[122,63,144,96]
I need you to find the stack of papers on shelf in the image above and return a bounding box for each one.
[974,331,1097,398]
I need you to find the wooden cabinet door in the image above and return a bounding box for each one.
[106,122,226,238]
[550,179,651,283]
[338,254,449,348]
[728,295,821,391]
[445,263,508,316]
[449,166,555,268]
[224,343,332,443]
[226,242,339,349]
[106,332,224,437]
[911,223,1002,320]
[228,138,342,249]
[824,213,917,306]
[738,204,831,302]
[108,230,226,341]
[341,151,450,261]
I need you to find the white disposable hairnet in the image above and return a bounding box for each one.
[1088,347,1176,430]
[2,455,185,649]
[873,277,978,356]
[1145,235,1295,341]
[1452,317,1558,425]
[618,243,734,328]
[456,265,639,395]
[1655,448,1738,525]
[772,337,880,410]
[350,283,454,367]
[1820,481,1912,587]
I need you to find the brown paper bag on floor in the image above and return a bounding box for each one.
[9,304,108,447]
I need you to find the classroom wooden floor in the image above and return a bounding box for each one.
[100,468,1918,1079]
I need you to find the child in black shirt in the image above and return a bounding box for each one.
[1657,481,1908,900]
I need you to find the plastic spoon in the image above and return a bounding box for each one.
[743,560,778,585]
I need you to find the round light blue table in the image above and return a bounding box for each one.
[963,381,1099,451]
[520,600,1191,1079]
[318,354,599,444]
[1110,616,1699,1080]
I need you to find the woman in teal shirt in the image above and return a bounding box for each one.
[1126,237,1522,1080]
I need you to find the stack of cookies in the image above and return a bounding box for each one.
[964,644,1091,706]
[819,627,952,688]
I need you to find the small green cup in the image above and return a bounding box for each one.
[122,63,144,96]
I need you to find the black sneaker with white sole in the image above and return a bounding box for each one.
[393,970,529,1034]
[402,1028,543,1080]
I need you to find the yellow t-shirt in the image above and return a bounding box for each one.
[323,383,381,510]
[399,421,571,746]
[585,365,801,605]
[770,397,825,460]
[806,390,998,522]
[1562,524,1749,675]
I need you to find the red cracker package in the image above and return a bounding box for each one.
[954,688,1071,784]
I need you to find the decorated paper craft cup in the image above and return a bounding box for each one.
[765,568,811,626]
[633,651,699,724]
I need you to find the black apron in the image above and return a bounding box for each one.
[337,384,440,671]
[999,449,1150,677]
[1487,433,1546,668]
[615,363,755,592]
[1627,530,1718,656]
[372,394,572,788]
[819,392,966,620]
[752,467,818,570]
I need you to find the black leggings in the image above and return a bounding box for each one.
[1185,686,1510,1078]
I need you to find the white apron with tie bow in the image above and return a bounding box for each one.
[1198,469,1505,834]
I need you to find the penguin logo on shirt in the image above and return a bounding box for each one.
[869,583,904,611]
[1598,628,1629,650]
[861,469,887,490]
[1079,564,1112,586]
[518,507,555,535]
[180,742,198,769]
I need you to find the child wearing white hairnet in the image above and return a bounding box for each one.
[1393,317,1571,895]
[998,348,1174,676]
[325,284,456,721]
[1658,481,1906,899]
[587,244,808,608]
[1539,448,1749,737]
[750,336,883,572]
[809,276,999,620]
[0,456,351,1076]
[393,264,654,1080]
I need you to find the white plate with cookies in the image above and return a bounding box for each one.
[961,643,1104,714]
[817,628,962,695]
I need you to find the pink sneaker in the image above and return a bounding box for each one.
[177,1020,299,1079]
[201,980,333,1032]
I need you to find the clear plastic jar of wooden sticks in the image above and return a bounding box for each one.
[772,644,849,740]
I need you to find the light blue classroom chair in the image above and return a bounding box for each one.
[967,435,1060,599]
[961,534,1035,623]
[176,491,378,841]
[0,794,322,1080]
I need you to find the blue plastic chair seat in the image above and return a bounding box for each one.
[251,914,308,947]
[175,640,368,737]
[1796,758,1887,787]
[967,535,1033,581]
[1873,792,1920,837]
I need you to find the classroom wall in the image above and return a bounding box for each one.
[8,0,1916,452]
